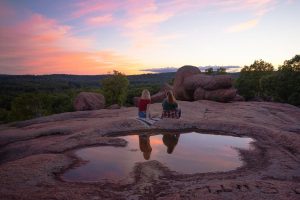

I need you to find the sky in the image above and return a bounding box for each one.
[0,0,299,75]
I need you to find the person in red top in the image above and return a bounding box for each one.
[138,89,151,118]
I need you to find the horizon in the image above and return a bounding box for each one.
[0,65,242,76]
[0,0,299,75]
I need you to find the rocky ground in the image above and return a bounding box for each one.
[0,100,300,200]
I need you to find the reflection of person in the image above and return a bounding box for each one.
[161,91,181,118]
[139,135,152,160]
[163,133,180,154]
[138,89,151,118]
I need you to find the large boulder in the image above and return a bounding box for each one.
[183,74,232,91]
[151,83,173,103]
[73,92,105,111]
[159,83,173,93]
[133,97,140,107]
[173,66,238,102]
[203,88,237,102]
[173,65,201,100]
[193,87,206,100]
[151,92,165,103]
[194,87,237,102]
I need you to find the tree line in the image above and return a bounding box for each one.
[0,71,161,123]
[235,55,300,106]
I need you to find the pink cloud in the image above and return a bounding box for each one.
[86,14,113,26]
[226,18,259,33]
[73,0,180,48]
[72,0,124,18]
[215,0,278,17]
[0,9,141,75]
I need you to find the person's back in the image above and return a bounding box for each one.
[162,98,178,111]
[138,89,151,118]
[161,91,181,119]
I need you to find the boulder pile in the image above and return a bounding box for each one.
[173,65,239,102]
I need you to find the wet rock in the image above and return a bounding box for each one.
[73,92,105,111]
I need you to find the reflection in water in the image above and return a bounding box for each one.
[139,135,152,160]
[63,132,254,182]
[162,133,180,154]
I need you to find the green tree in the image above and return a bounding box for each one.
[0,108,9,123]
[9,93,51,121]
[236,59,274,100]
[205,67,213,75]
[260,55,300,105]
[279,54,300,72]
[217,67,227,74]
[101,70,129,106]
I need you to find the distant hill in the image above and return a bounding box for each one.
[0,72,240,95]
[0,73,176,94]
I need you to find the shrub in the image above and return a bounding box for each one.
[101,70,129,106]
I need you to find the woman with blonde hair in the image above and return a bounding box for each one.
[138,89,151,118]
[162,90,181,118]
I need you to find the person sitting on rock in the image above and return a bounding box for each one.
[161,90,181,119]
[138,89,151,118]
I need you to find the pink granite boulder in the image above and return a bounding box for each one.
[73,92,105,111]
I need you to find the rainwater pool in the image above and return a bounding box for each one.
[63,132,253,182]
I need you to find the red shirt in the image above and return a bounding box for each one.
[138,99,151,112]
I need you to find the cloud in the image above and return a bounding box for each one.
[141,67,178,73]
[141,65,241,73]
[213,0,277,16]
[86,14,113,26]
[0,7,141,75]
[72,0,206,49]
[226,18,259,33]
[199,66,241,71]
[73,0,281,48]
[222,0,279,32]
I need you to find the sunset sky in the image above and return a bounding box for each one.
[0,0,299,75]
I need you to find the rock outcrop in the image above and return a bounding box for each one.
[3,69,300,200]
[173,66,237,102]
[0,101,300,200]
[73,92,105,111]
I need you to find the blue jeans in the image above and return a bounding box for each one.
[138,111,146,118]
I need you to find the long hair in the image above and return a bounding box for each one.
[141,89,151,100]
[166,90,176,103]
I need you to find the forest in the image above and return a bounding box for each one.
[0,72,174,122]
